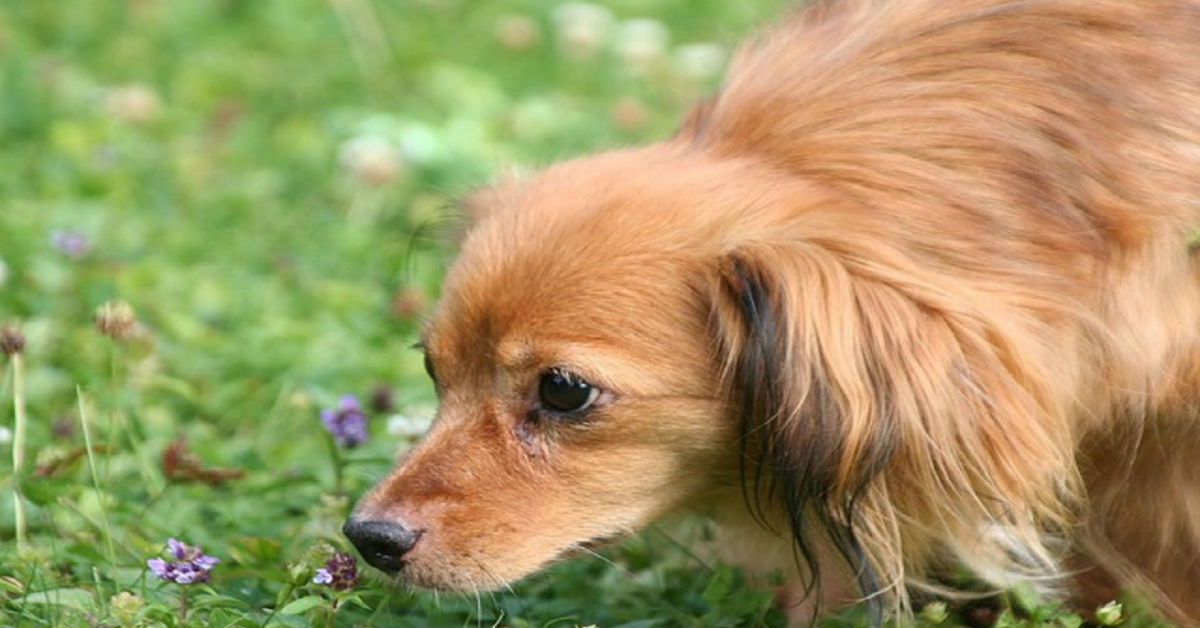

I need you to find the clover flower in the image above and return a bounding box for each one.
[920,601,949,624]
[495,14,541,51]
[615,19,670,73]
[0,257,8,287]
[109,591,145,624]
[369,384,394,414]
[672,42,726,82]
[104,84,162,123]
[1095,600,1123,626]
[338,135,405,186]
[94,299,137,339]
[0,325,24,356]
[387,410,433,439]
[50,229,91,258]
[321,395,368,448]
[553,2,613,60]
[313,551,358,590]
[147,538,220,584]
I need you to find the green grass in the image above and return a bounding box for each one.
[0,1,1161,627]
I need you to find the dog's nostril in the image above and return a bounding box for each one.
[342,518,423,573]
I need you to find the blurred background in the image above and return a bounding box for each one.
[0,0,791,427]
[0,1,811,627]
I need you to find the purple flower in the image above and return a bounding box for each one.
[320,395,368,448]
[313,551,358,590]
[50,229,91,258]
[146,538,219,584]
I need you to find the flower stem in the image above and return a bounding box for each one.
[325,597,340,628]
[179,586,189,625]
[260,580,297,628]
[324,435,344,496]
[76,386,116,561]
[11,353,26,553]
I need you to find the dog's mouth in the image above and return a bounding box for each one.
[558,532,628,560]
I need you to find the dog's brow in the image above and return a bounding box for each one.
[495,339,534,368]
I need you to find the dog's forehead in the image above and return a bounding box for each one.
[424,147,734,370]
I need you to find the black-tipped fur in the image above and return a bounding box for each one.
[717,254,888,625]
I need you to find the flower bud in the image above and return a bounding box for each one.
[1095,601,1123,626]
[920,601,949,624]
[94,299,137,340]
[109,591,144,624]
[0,325,24,356]
[0,575,24,595]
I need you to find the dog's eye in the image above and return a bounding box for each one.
[423,353,437,385]
[538,368,599,414]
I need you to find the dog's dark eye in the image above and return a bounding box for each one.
[538,368,599,414]
[423,353,437,385]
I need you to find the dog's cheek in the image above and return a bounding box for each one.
[555,399,740,524]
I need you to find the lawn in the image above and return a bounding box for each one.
[0,1,1152,627]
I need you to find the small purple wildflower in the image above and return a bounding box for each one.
[147,538,219,584]
[320,395,368,448]
[313,551,358,590]
[50,229,91,258]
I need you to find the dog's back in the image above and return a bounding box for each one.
[684,0,1200,620]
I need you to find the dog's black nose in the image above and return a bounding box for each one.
[342,518,422,573]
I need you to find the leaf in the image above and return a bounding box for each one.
[190,594,250,610]
[1009,581,1042,613]
[278,595,326,615]
[340,593,372,611]
[1057,613,1085,628]
[15,588,94,612]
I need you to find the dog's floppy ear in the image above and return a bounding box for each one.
[710,237,1077,618]
[712,245,893,621]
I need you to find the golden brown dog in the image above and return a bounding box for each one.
[345,0,1200,623]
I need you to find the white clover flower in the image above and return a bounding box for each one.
[0,426,12,445]
[495,14,541,51]
[672,42,727,82]
[338,135,406,186]
[1094,601,1123,626]
[0,257,8,287]
[919,601,949,624]
[615,18,670,73]
[104,84,161,123]
[396,123,446,166]
[387,411,433,439]
[553,2,614,60]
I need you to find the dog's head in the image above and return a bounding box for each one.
[342,144,825,591]
[343,138,1069,614]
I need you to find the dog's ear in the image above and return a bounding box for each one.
[712,245,894,620]
[710,238,1076,618]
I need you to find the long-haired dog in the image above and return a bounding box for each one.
[344,0,1200,623]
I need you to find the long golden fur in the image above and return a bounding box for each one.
[346,0,1200,623]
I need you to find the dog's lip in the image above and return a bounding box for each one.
[558,532,627,559]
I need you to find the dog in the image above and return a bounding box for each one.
[344,0,1200,623]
